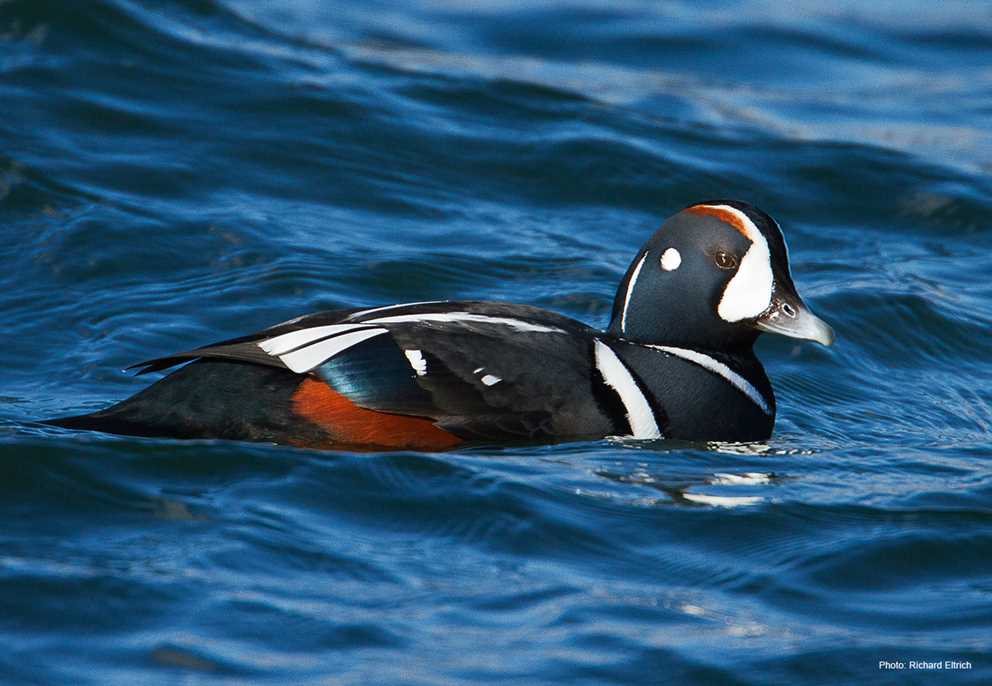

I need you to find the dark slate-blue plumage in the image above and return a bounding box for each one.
[48,201,834,449]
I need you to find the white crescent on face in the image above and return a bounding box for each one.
[692,204,774,323]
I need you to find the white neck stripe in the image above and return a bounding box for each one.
[646,344,771,415]
[620,252,648,334]
[594,339,662,439]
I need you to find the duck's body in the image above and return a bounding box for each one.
[48,201,834,450]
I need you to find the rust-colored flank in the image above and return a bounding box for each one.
[291,378,463,451]
[685,204,752,239]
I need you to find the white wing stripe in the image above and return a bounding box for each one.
[346,300,448,321]
[593,339,661,439]
[258,311,566,373]
[404,349,427,376]
[647,344,771,415]
[279,328,389,373]
[259,324,371,355]
[364,312,565,333]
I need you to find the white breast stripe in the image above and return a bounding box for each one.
[404,349,427,376]
[700,204,774,322]
[346,300,448,321]
[365,312,565,333]
[258,323,372,356]
[593,339,661,439]
[620,252,648,335]
[279,328,389,373]
[647,344,771,415]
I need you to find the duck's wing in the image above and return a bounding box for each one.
[127,301,615,441]
[126,306,364,375]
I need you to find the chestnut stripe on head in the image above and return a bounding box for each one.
[685,204,754,240]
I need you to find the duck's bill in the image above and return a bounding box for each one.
[754,300,835,346]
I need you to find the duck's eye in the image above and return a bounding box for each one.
[714,251,738,270]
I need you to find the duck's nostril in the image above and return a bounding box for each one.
[782,303,797,318]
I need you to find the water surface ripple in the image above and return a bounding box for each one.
[2,1,991,684]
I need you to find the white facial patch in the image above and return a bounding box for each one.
[700,204,774,322]
[660,248,681,271]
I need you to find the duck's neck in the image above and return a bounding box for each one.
[606,308,760,355]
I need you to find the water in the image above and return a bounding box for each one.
[2,1,991,683]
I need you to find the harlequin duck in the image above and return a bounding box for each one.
[48,201,834,449]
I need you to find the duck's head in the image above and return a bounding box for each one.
[609,201,834,351]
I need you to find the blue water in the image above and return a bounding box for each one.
[3,1,991,683]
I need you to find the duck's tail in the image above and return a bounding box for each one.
[42,359,315,443]
[44,407,164,437]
